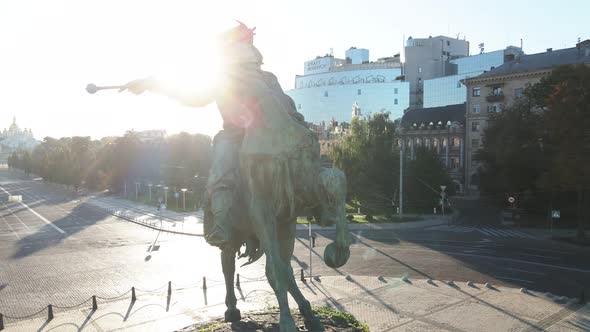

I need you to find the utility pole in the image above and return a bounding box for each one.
[399,142,404,217]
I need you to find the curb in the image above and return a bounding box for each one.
[83,201,204,237]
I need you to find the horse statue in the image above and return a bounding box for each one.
[203,71,351,331]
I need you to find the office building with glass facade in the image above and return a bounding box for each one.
[423,47,523,108]
[286,49,410,124]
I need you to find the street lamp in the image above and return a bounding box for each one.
[148,183,153,201]
[135,182,140,200]
[163,186,169,205]
[181,188,187,210]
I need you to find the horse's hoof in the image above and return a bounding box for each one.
[305,316,325,331]
[280,315,297,332]
[224,308,241,322]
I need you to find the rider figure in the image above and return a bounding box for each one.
[123,22,304,248]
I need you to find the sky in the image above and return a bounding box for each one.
[0,0,588,140]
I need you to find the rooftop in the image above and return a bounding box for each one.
[401,103,466,128]
[473,40,590,79]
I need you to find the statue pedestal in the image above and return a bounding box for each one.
[177,307,366,332]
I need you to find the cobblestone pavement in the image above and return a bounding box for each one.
[1,170,590,331]
[2,276,589,331]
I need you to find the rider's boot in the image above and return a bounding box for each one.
[206,189,233,248]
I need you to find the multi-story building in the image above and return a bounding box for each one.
[286,47,409,124]
[404,36,470,109]
[464,40,590,195]
[423,47,523,108]
[397,103,466,193]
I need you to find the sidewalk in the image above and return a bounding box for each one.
[85,195,447,236]
[3,275,588,331]
[297,217,448,232]
[85,195,204,236]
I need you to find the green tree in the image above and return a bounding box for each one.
[476,64,590,237]
[406,147,454,211]
[533,65,590,239]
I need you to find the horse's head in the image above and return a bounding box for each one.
[314,167,350,269]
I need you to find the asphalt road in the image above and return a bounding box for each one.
[1,170,589,318]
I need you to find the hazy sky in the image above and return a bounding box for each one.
[1,0,587,140]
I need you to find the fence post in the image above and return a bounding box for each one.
[168,281,172,296]
[92,296,98,310]
[236,274,241,288]
[202,277,207,290]
[47,305,54,321]
[300,269,305,282]
[131,287,137,302]
[0,312,4,331]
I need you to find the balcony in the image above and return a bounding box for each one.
[486,93,505,102]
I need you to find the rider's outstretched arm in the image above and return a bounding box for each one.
[122,77,216,108]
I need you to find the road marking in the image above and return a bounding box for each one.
[479,229,495,236]
[522,247,570,254]
[1,201,31,231]
[505,267,545,275]
[518,252,558,259]
[494,276,534,283]
[0,186,65,234]
[504,230,525,238]
[0,212,20,240]
[447,252,590,273]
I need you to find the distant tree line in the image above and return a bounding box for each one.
[328,113,453,214]
[8,131,212,207]
[476,65,590,238]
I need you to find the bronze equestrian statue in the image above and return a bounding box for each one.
[121,22,350,331]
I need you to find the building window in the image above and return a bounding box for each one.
[472,87,481,96]
[515,88,523,98]
[487,104,502,113]
[472,138,479,148]
[394,98,398,105]
[472,121,480,132]
[447,40,451,46]
[418,67,422,73]
[324,91,328,97]
[357,89,362,95]
[394,88,398,94]
[453,137,460,147]
[457,81,462,88]
[472,104,480,113]
[492,86,503,96]
[450,157,460,169]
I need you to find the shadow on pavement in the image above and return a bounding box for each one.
[11,203,110,259]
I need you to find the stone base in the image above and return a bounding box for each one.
[176,308,365,332]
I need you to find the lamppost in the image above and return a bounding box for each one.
[135,182,140,200]
[148,183,153,202]
[163,186,169,205]
[181,188,187,210]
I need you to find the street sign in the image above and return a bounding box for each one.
[551,210,560,219]
[440,185,446,191]
[174,192,179,198]
[508,196,515,203]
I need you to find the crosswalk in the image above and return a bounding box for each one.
[426,225,536,239]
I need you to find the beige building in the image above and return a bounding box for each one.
[464,40,590,195]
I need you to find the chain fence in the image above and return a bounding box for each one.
[0,271,288,330]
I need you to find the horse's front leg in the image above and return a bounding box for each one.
[221,247,241,322]
[280,219,325,331]
[249,197,297,331]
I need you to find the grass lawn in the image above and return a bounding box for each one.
[296,215,422,224]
